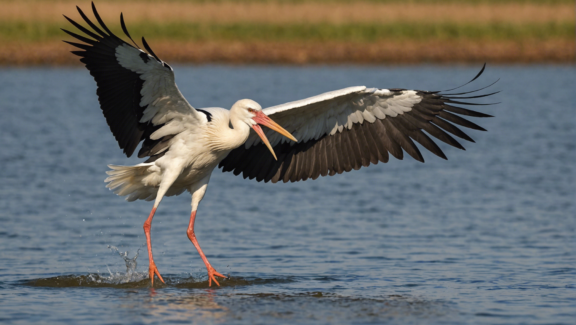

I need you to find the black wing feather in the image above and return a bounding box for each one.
[91,2,115,36]
[76,6,108,38]
[142,37,161,62]
[63,15,102,41]
[120,13,141,49]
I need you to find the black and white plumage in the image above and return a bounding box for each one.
[220,83,495,183]
[63,3,497,287]
[63,4,201,162]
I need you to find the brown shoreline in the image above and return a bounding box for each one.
[2,40,574,65]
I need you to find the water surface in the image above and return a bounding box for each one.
[0,65,574,324]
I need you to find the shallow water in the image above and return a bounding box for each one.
[0,65,574,324]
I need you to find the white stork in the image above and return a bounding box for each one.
[63,4,496,286]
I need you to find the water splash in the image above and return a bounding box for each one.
[103,245,146,284]
[108,246,139,274]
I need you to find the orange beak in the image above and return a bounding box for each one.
[251,111,298,160]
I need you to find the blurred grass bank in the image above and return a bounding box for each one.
[1,0,573,65]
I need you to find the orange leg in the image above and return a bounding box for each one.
[143,207,165,286]
[187,210,226,286]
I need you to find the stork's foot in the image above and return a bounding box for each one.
[207,265,226,287]
[148,262,165,286]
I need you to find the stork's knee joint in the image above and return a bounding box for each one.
[143,221,151,232]
[186,228,196,240]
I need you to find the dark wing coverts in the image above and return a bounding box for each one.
[63,3,201,161]
[220,67,496,183]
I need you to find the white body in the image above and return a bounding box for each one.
[106,105,255,210]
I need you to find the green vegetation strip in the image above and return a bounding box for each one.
[2,21,573,42]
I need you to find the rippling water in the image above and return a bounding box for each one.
[0,65,574,324]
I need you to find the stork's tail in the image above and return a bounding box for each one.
[105,163,158,202]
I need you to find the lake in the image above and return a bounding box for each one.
[0,64,574,324]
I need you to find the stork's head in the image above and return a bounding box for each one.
[232,99,297,160]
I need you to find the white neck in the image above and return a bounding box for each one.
[205,107,251,152]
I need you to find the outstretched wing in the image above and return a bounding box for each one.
[219,66,497,183]
[63,3,204,161]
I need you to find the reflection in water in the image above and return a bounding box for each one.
[118,290,453,324]
[136,291,229,324]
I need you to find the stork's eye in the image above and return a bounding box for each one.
[248,108,255,113]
